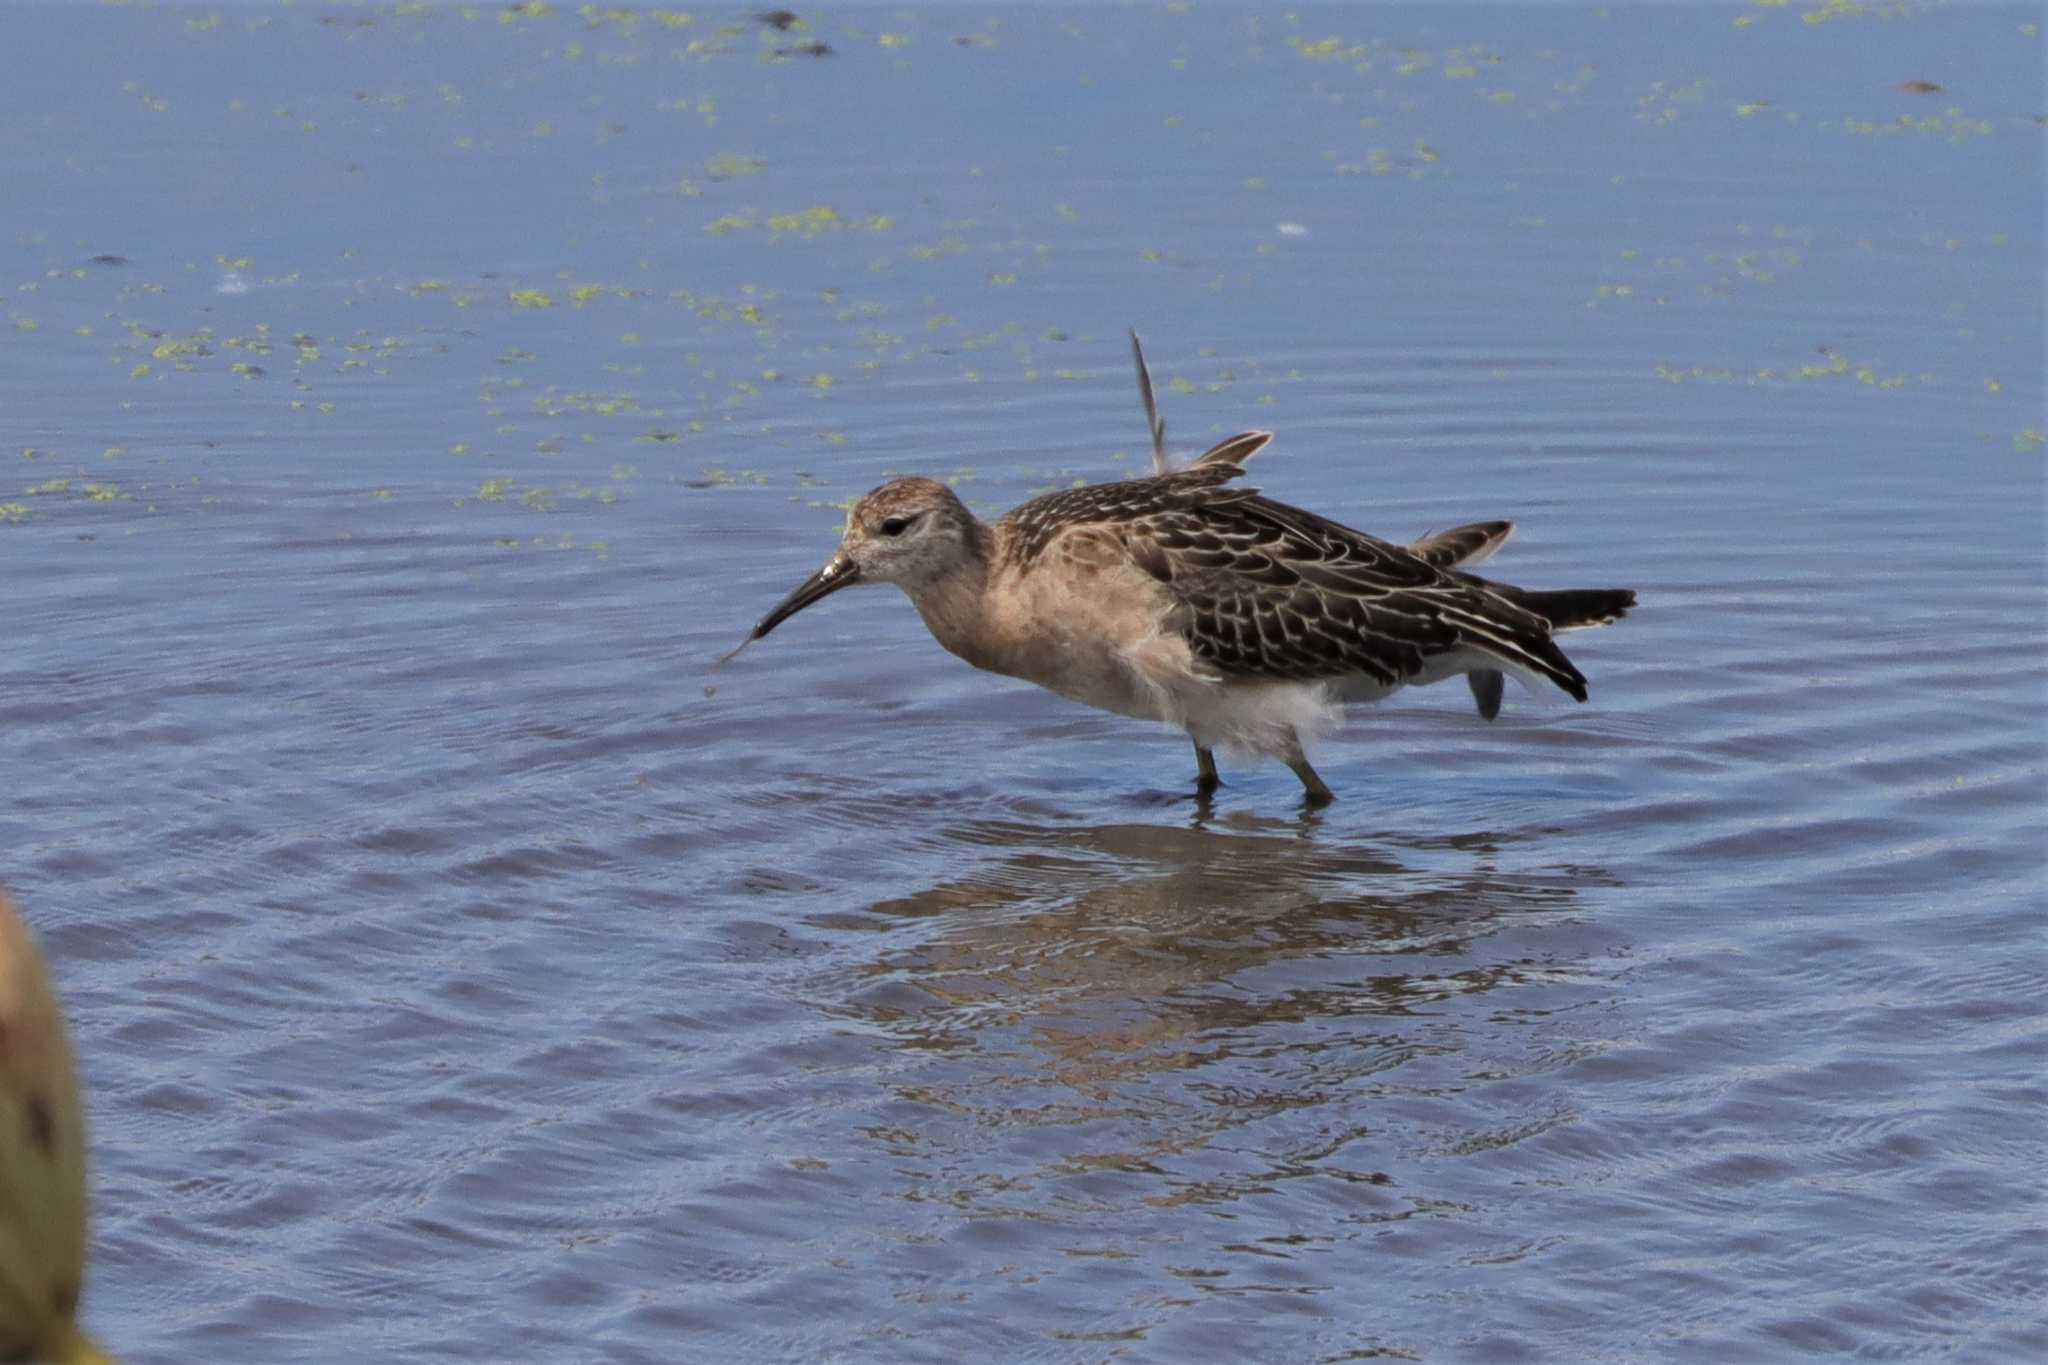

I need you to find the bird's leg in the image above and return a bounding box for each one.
[1288,759,1334,806]
[1283,731,1334,806]
[1193,743,1221,796]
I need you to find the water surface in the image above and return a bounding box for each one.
[3,3,2043,1360]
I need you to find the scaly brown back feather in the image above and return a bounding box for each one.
[997,443,1626,701]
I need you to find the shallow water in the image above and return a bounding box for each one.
[4,2,2044,1360]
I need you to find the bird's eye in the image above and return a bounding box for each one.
[879,516,911,537]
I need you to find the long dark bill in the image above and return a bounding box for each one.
[752,556,859,639]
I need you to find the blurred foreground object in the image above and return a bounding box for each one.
[0,887,111,1364]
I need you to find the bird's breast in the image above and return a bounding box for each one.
[913,562,1186,724]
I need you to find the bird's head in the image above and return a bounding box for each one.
[748,477,980,640]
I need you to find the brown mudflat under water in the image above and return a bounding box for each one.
[4,4,2043,1361]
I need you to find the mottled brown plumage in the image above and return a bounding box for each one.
[741,423,1634,804]
[998,439,1623,701]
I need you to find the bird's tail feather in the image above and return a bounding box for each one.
[1504,587,1636,632]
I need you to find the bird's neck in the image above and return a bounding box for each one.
[903,525,1003,672]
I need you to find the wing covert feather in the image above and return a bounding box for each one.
[998,461,1589,696]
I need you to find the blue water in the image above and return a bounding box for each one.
[3,3,2043,1360]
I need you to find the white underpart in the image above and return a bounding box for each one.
[1118,633,1553,757]
[1116,625,1341,758]
[1182,678,1343,757]
[1401,644,1551,696]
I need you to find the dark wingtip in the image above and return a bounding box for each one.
[1467,669,1504,720]
[1524,587,1638,632]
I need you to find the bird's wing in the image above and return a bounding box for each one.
[1149,495,1587,695]
[1000,431,1272,565]
[999,438,1590,698]
[1098,494,1586,704]
[1408,520,1515,569]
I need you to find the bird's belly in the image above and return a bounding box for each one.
[1008,637,1169,722]
[1330,673,1404,704]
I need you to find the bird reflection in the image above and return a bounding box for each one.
[805,816,1627,1262]
[822,817,1617,1083]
